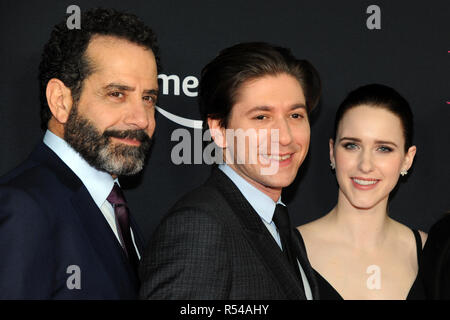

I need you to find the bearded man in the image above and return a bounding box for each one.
[0,8,159,299]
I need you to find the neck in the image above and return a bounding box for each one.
[255,184,281,202]
[329,190,391,249]
[47,118,66,139]
[227,164,282,202]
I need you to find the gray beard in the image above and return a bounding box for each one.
[63,104,152,176]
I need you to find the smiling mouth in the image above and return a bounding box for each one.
[352,178,378,185]
[111,137,141,146]
[258,153,294,168]
[351,177,380,188]
[261,154,292,161]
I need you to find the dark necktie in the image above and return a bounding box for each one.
[107,183,139,274]
[273,204,303,284]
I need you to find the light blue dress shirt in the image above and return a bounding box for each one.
[218,163,285,248]
[43,130,140,258]
[44,130,117,206]
[218,163,313,299]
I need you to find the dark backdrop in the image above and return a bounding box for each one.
[1,0,449,243]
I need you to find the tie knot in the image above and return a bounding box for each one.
[273,204,291,230]
[107,183,127,206]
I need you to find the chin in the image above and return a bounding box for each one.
[347,196,386,211]
[351,203,377,210]
[259,175,295,190]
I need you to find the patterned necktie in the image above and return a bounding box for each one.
[273,204,303,284]
[107,183,139,274]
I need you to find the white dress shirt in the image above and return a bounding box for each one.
[218,164,312,299]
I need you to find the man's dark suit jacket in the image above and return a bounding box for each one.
[139,167,318,299]
[421,214,450,299]
[0,142,143,299]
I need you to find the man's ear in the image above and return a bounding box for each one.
[46,78,74,124]
[207,118,227,148]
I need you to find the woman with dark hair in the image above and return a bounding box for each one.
[297,84,427,299]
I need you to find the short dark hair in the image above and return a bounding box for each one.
[198,42,321,130]
[38,8,160,130]
[333,84,414,151]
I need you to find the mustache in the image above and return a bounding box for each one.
[103,129,151,144]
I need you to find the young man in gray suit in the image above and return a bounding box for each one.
[140,42,321,299]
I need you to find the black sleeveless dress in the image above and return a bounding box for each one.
[295,229,426,300]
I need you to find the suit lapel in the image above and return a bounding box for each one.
[32,143,139,292]
[70,185,140,291]
[208,168,306,299]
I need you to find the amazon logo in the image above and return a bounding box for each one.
[156,74,203,129]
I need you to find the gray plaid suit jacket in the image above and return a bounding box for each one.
[139,167,319,299]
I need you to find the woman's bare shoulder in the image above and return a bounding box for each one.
[390,219,428,249]
[297,215,330,242]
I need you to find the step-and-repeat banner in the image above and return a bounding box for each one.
[0,0,449,241]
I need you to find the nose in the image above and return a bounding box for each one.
[358,149,374,173]
[123,97,150,130]
[276,118,293,147]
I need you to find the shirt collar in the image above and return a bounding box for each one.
[218,164,284,224]
[43,130,117,208]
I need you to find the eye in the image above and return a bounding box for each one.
[109,91,124,98]
[377,145,393,152]
[343,142,359,150]
[254,115,267,120]
[143,95,156,104]
[291,113,305,119]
